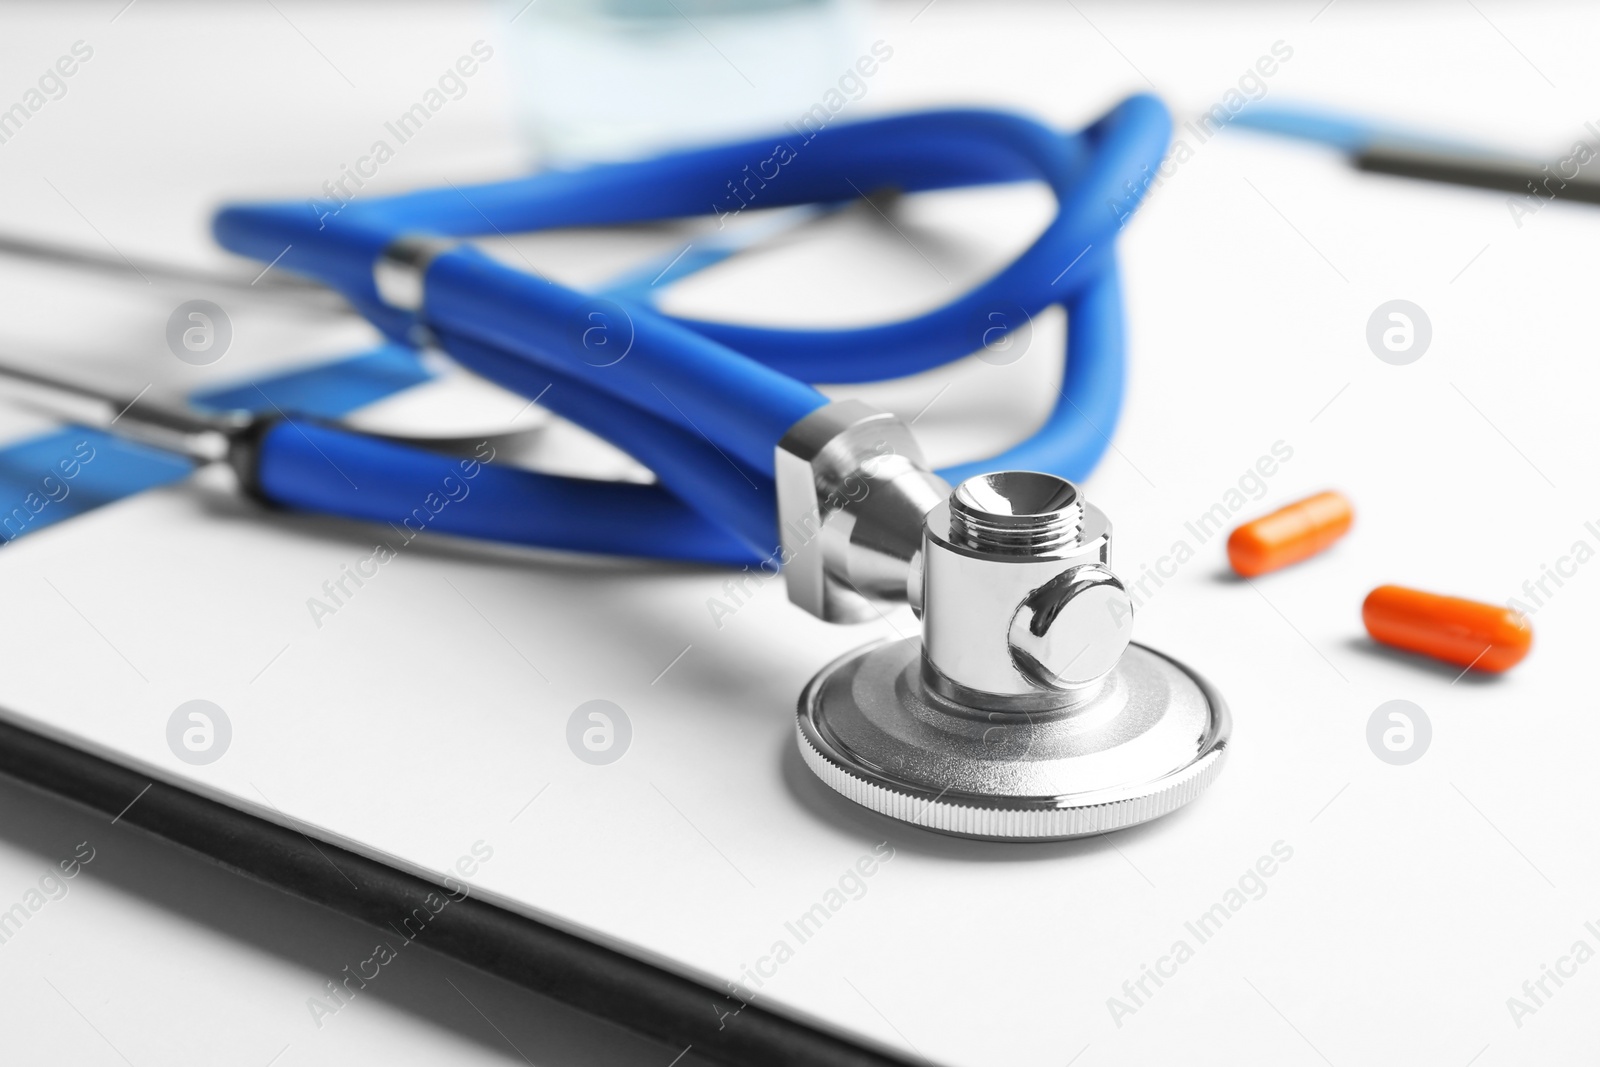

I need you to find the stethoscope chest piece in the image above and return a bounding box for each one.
[794,471,1230,841]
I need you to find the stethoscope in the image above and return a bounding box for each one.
[42,91,1546,841]
[207,97,1171,563]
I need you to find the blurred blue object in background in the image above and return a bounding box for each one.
[505,0,868,164]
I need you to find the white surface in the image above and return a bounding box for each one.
[2,2,1599,1065]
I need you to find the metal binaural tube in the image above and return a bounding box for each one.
[0,358,249,463]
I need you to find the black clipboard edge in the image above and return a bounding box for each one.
[0,714,914,1067]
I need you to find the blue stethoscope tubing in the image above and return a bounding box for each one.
[215,94,1171,566]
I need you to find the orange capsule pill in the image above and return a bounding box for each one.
[1362,585,1532,673]
[1227,491,1353,577]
